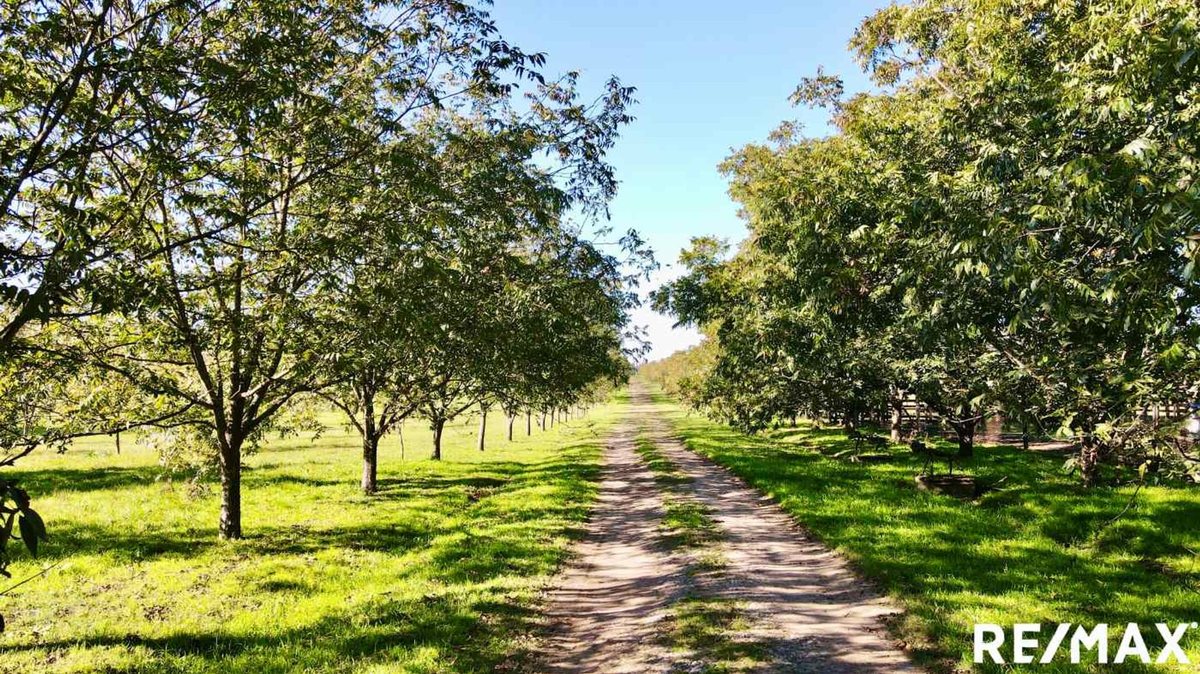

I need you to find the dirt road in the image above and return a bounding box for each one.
[535,386,917,673]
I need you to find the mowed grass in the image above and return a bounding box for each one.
[0,399,624,674]
[645,387,1200,674]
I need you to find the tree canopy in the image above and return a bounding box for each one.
[2,0,648,543]
[653,0,1200,482]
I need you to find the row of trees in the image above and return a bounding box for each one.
[0,0,647,545]
[651,0,1200,485]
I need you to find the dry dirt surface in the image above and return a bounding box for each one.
[534,386,918,673]
[535,418,691,674]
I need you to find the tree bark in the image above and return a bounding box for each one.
[951,418,976,458]
[114,431,121,455]
[360,389,379,493]
[526,410,532,436]
[218,432,243,540]
[507,414,515,441]
[889,393,903,443]
[431,417,445,461]
[1079,436,1101,485]
[362,433,379,494]
[477,405,487,452]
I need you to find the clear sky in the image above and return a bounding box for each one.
[487,0,890,361]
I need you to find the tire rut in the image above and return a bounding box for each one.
[637,386,918,673]
[535,413,692,673]
[534,387,918,673]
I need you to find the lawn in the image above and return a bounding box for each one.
[0,398,624,674]
[646,387,1200,674]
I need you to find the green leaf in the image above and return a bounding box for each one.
[19,508,46,542]
[1119,138,1154,158]
[17,516,39,557]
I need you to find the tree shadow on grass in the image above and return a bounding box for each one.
[0,430,603,674]
[0,589,538,674]
[7,465,163,496]
[36,521,213,563]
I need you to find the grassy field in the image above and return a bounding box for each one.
[646,388,1200,674]
[0,398,624,674]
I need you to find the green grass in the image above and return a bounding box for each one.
[634,435,692,487]
[644,387,1200,674]
[634,431,760,672]
[634,434,721,551]
[661,597,767,674]
[660,500,722,551]
[0,399,624,673]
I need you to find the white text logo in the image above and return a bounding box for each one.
[973,623,1194,665]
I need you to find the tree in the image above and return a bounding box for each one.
[0,0,204,358]
[70,0,559,538]
[850,0,1200,480]
[655,0,1200,485]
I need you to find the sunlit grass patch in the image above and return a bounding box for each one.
[646,388,1200,674]
[661,596,768,674]
[0,399,623,673]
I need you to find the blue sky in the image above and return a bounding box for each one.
[487,0,890,360]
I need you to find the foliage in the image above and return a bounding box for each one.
[2,0,645,541]
[0,479,46,590]
[653,0,1200,479]
[638,342,717,411]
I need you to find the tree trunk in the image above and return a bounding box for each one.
[362,433,379,494]
[1021,418,1030,451]
[477,405,487,452]
[507,414,515,441]
[890,394,903,443]
[1079,436,1101,485]
[431,417,445,461]
[951,418,976,458]
[361,391,379,493]
[526,410,532,436]
[218,433,243,540]
[114,431,121,455]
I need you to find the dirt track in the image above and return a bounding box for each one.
[537,415,688,673]
[536,385,917,673]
